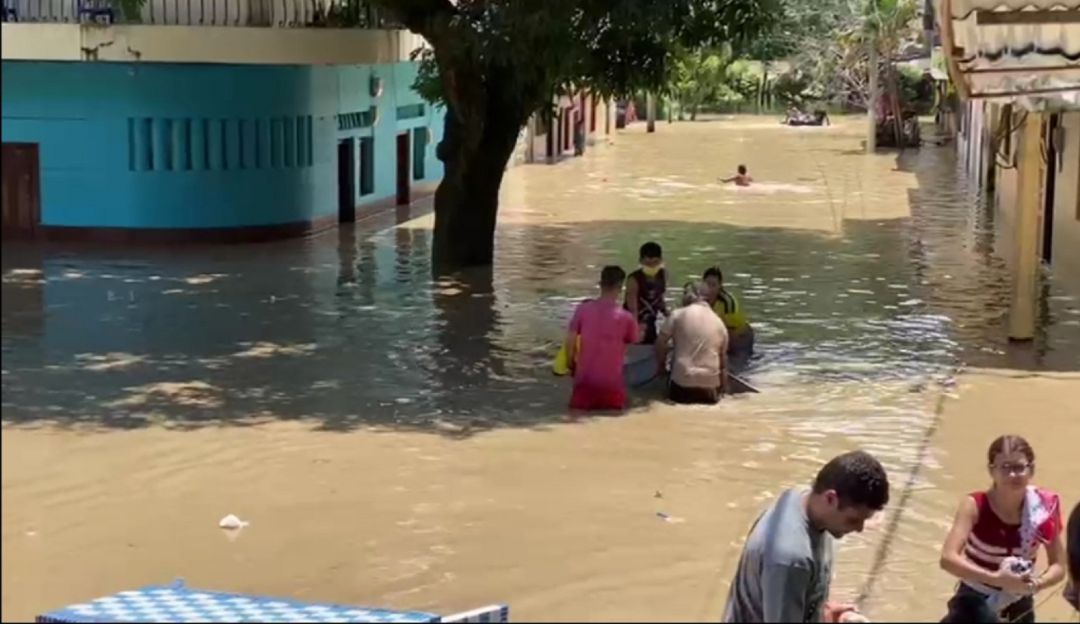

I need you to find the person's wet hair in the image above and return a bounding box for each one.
[737,165,747,175]
[681,280,706,306]
[600,265,626,289]
[703,266,723,282]
[987,434,1035,466]
[812,451,890,510]
[639,242,662,260]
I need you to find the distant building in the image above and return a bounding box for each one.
[1,1,445,242]
[517,91,616,165]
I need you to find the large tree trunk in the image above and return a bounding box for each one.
[431,85,527,271]
[646,92,657,132]
[371,1,532,271]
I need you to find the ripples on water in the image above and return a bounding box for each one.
[3,117,1080,622]
[4,119,1076,434]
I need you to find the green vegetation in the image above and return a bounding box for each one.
[107,0,145,21]
[664,0,931,117]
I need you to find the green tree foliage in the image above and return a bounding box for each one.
[372,0,778,269]
[745,0,922,112]
[669,45,734,119]
[107,0,146,21]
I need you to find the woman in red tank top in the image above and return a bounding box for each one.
[939,435,1067,623]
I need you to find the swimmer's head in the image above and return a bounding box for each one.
[599,265,626,292]
[810,451,890,539]
[737,165,747,175]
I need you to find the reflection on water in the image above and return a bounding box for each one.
[2,118,1079,622]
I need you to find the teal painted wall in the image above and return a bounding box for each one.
[1,61,444,229]
[334,62,444,208]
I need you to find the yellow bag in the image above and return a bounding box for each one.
[552,336,581,376]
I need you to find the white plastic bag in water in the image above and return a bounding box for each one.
[218,514,250,530]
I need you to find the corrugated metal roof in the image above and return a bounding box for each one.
[949,0,1080,18]
[935,0,1080,109]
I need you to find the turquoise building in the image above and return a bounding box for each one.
[1,5,444,241]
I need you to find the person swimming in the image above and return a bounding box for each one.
[721,165,753,187]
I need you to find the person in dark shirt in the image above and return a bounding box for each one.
[624,241,668,344]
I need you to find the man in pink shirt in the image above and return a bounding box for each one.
[565,265,640,411]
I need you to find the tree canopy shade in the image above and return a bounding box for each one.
[371,0,779,269]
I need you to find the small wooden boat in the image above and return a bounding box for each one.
[623,344,758,394]
[783,110,830,127]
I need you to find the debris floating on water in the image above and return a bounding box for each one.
[218,514,249,530]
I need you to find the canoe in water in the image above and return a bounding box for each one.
[623,345,759,394]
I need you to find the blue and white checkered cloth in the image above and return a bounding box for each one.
[36,584,440,623]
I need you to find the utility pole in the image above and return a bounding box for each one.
[1009,113,1043,341]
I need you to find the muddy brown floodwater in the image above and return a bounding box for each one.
[3,117,1079,622]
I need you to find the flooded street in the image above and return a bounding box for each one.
[3,117,1079,621]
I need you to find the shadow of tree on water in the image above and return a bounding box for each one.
[3,184,1077,436]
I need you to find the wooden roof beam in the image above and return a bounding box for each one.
[968,84,1080,98]
[975,9,1080,25]
[961,64,1080,74]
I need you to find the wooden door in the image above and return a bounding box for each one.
[1,143,41,238]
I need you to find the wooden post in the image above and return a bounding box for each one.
[1009,112,1044,341]
[867,43,878,153]
[646,92,656,133]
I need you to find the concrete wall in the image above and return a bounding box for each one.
[1051,111,1080,288]
[1,23,423,65]
[1,60,443,229]
[989,108,1080,288]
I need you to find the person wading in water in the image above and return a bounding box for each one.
[624,241,668,345]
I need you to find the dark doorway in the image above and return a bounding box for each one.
[1041,114,1059,264]
[396,132,410,205]
[337,138,355,223]
[1,143,41,238]
[412,127,426,180]
[358,136,374,197]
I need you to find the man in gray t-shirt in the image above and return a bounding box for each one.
[722,451,890,623]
